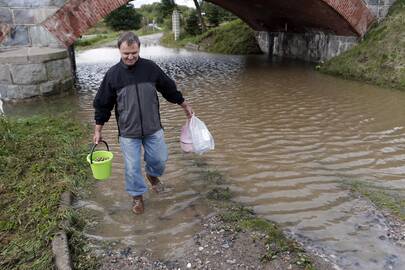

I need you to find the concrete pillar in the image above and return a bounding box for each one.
[67,45,76,77]
[172,9,180,41]
[268,33,274,58]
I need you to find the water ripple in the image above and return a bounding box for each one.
[74,46,405,270]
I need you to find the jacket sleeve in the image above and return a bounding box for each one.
[93,72,116,125]
[155,64,185,105]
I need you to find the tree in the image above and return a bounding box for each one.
[105,3,142,31]
[137,3,162,23]
[202,2,237,27]
[203,2,220,27]
[192,0,206,32]
[185,10,201,35]
[157,0,176,23]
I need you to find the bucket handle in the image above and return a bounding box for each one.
[90,140,110,164]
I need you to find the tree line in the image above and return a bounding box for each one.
[105,0,236,36]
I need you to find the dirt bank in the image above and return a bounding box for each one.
[320,0,405,90]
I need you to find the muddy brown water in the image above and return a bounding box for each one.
[4,45,405,270]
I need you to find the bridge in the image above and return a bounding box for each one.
[0,0,396,101]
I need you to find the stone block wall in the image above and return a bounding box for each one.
[0,0,63,48]
[255,0,398,62]
[255,31,271,54]
[0,48,73,100]
[272,32,358,62]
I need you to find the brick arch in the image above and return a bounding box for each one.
[43,0,375,48]
[42,0,129,47]
[208,0,375,37]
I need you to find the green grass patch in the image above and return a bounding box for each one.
[0,114,97,269]
[345,180,405,221]
[201,169,225,185]
[207,187,232,201]
[160,31,200,48]
[161,19,263,55]
[320,0,405,90]
[74,33,119,50]
[74,28,162,50]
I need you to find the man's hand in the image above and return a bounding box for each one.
[180,101,193,119]
[93,125,103,144]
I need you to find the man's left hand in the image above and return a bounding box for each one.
[180,101,193,119]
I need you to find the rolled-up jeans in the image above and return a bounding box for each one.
[119,129,168,197]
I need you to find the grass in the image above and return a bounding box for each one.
[320,0,405,90]
[0,114,98,269]
[200,168,316,269]
[74,27,161,50]
[161,19,263,55]
[345,180,405,221]
[74,33,118,49]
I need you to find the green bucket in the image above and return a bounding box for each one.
[87,140,114,181]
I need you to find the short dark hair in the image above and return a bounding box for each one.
[117,31,141,48]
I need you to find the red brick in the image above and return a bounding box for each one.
[42,0,375,47]
[42,0,128,47]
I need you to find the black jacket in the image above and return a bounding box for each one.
[93,58,184,138]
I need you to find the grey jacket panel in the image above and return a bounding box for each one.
[116,83,161,138]
[94,58,184,137]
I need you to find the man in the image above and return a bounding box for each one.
[93,31,193,215]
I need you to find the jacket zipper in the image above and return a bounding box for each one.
[135,84,144,137]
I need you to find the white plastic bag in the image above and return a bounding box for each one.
[180,120,193,153]
[189,114,215,154]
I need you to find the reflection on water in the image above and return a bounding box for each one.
[7,45,405,269]
[2,93,80,117]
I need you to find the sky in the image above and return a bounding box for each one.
[130,0,195,8]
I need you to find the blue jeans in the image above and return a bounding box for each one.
[119,129,168,197]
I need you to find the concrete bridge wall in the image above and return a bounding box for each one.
[0,0,399,100]
[256,0,397,62]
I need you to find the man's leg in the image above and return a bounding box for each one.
[119,136,148,197]
[143,129,168,192]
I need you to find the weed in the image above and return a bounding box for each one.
[161,19,263,55]
[207,187,232,201]
[344,180,405,221]
[202,169,225,185]
[320,1,405,90]
[0,114,96,269]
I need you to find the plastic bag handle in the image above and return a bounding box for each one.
[89,140,109,164]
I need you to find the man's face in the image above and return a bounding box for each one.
[119,41,140,66]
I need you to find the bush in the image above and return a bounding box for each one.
[202,2,237,27]
[199,20,262,54]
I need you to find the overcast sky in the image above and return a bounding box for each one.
[131,0,195,8]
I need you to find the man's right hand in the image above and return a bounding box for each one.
[93,125,103,144]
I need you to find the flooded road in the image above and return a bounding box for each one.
[5,43,405,269]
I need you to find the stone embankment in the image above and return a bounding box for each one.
[0,47,73,101]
